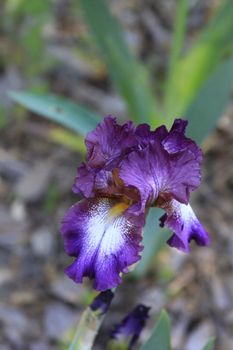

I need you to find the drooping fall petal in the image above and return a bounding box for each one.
[160,199,210,252]
[61,197,143,291]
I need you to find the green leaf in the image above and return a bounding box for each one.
[105,39,163,126]
[201,337,216,350]
[164,0,233,120]
[49,128,86,153]
[186,57,233,144]
[80,0,130,62]
[134,208,171,277]
[9,91,101,135]
[80,0,160,125]
[169,0,188,69]
[6,0,51,16]
[140,310,171,350]
[165,0,188,98]
[0,104,7,130]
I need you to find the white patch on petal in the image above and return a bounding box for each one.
[164,199,209,251]
[84,198,133,261]
[62,197,143,290]
[168,200,198,229]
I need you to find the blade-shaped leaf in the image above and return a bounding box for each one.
[186,57,233,144]
[80,0,160,125]
[134,208,171,277]
[164,0,233,120]
[9,91,101,135]
[49,128,86,153]
[105,39,163,126]
[165,0,188,99]
[202,337,216,350]
[140,310,171,350]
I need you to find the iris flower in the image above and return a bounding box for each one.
[61,116,210,291]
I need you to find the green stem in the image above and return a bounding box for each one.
[69,307,105,350]
[69,290,115,350]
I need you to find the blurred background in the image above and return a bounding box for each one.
[0,0,233,349]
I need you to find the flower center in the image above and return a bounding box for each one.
[108,201,130,219]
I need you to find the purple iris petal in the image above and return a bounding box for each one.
[160,199,210,252]
[170,118,187,133]
[73,116,137,197]
[90,290,114,315]
[61,197,143,291]
[85,115,137,169]
[135,119,188,149]
[72,163,95,197]
[119,145,160,214]
[111,304,150,349]
[73,164,115,198]
[120,136,202,212]
[135,123,168,146]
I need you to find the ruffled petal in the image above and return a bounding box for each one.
[135,123,168,146]
[60,197,143,291]
[119,146,161,214]
[119,119,202,211]
[73,116,137,197]
[72,163,115,198]
[135,119,188,150]
[72,163,95,197]
[164,145,202,203]
[120,133,202,214]
[85,115,137,169]
[159,199,210,252]
[170,118,187,133]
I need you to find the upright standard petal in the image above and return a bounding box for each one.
[135,123,168,146]
[119,146,160,214]
[85,115,137,169]
[160,199,210,252]
[72,163,95,197]
[135,119,190,151]
[72,163,115,198]
[73,116,137,197]
[61,197,143,291]
[120,136,202,214]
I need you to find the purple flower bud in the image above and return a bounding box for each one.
[90,290,114,315]
[111,304,150,349]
